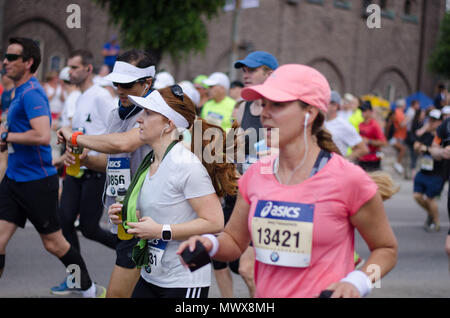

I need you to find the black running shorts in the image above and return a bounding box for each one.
[0,175,60,234]
[115,236,140,269]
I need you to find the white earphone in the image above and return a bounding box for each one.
[304,113,310,126]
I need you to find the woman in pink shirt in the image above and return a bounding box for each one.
[178,64,398,298]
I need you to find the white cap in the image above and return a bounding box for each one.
[396,98,406,107]
[93,75,114,87]
[178,81,200,106]
[104,61,156,83]
[203,72,230,91]
[442,105,450,115]
[128,90,189,129]
[154,71,175,89]
[429,109,442,119]
[59,66,70,82]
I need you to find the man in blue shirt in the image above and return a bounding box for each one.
[102,35,120,72]
[0,37,104,297]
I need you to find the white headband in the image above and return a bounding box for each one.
[128,90,189,129]
[104,61,156,83]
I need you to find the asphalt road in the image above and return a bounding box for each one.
[0,166,449,298]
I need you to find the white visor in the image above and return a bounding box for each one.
[104,61,156,83]
[128,90,189,129]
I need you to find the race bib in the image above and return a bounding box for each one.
[144,239,168,275]
[251,200,314,268]
[420,154,434,171]
[205,112,224,127]
[106,157,131,196]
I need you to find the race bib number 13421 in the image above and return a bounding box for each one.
[251,200,314,268]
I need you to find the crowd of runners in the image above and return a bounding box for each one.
[0,36,449,298]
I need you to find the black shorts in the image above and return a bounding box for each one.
[212,258,240,274]
[115,237,140,269]
[0,174,60,234]
[132,276,209,298]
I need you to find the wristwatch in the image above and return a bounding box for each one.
[161,224,172,241]
[1,131,8,143]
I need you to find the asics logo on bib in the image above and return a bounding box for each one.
[108,161,122,168]
[260,201,300,219]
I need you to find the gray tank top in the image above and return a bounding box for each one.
[241,101,263,156]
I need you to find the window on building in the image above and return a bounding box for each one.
[50,55,62,72]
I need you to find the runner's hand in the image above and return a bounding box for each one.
[326,281,361,298]
[176,235,214,268]
[108,203,123,225]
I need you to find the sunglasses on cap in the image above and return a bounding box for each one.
[4,53,24,62]
[171,84,184,101]
[113,78,147,89]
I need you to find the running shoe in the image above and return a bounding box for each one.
[50,278,80,295]
[394,162,404,175]
[424,221,441,233]
[95,284,107,298]
[81,283,107,298]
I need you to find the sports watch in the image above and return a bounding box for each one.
[1,131,8,143]
[161,224,172,241]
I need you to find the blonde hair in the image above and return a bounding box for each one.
[369,171,400,201]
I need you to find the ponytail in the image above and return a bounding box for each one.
[310,111,342,155]
[191,118,239,198]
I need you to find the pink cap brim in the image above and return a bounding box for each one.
[241,85,298,102]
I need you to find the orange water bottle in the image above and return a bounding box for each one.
[66,131,83,177]
[115,185,134,240]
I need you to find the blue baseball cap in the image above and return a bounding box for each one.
[234,51,279,70]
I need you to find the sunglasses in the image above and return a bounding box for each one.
[4,53,24,62]
[171,84,184,101]
[113,79,145,89]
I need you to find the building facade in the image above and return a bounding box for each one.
[1,0,447,101]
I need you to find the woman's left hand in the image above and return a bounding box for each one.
[325,282,361,298]
[127,216,161,240]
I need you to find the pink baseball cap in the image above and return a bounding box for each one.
[241,64,331,113]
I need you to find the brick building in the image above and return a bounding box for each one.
[1,0,447,100]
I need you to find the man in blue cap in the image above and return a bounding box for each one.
[212,51,278,298]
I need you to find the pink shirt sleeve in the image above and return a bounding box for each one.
[343,164,378,216]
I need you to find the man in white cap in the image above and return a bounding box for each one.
[55,49,156,298]
[201,72,235,131]
[325,91,368,162]
[153,71,175,90]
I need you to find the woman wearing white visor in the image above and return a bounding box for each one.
[108,86,239,298]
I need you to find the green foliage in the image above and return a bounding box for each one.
[428,12,450,78]
[96,0,226,62]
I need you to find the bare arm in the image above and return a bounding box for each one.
[3,116,51,146]
[127,192,224,241]
[348,141,369,161]
[328,192,398,297]
[177,192,251,262]
[58,126,144,154]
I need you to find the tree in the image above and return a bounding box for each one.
[95,0,226,64]
[428,11,450,78]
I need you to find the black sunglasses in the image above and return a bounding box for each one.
[4,53,23,62]
[171,84,184,101]
[113,78,146,89]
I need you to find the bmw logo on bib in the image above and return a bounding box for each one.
[270,252,280,263]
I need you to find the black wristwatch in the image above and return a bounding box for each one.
[1,131,8,143]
